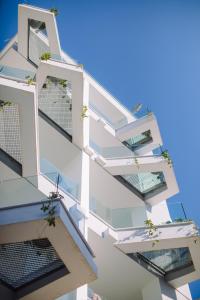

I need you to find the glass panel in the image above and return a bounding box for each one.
[39,76,72,136]
[123,130,153,151]
[40,159,78,199]
[0,101,22,163]
[89,103,128,129]
[90,197,147,229]
[121,172,166,195]
[0,64,35,82]
[28,19,50,65]
[0,174,84,234]
[140,247,192,273]
[90,140,134,159]
[167,202,188,223]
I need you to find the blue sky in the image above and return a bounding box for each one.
[0,0,200,298]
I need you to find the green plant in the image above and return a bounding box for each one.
[26,75,35,85]
[0,100,12,111]
[81,105,88,119]
[40,52,51,61]
[161,149,173,167]
[134,157,139,169]
[41,191,62,227]
[144,219,158,237]
[59,79,67,88]
[50,8,59,16]
[145,219,159,247]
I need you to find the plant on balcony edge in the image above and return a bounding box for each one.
[41,191,63,227]
[40,52,51,61]
[0,100,12,111]
[49,8,59,16]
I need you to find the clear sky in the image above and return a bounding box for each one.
[0,0,200,298]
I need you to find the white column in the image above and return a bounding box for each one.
[76,285,88,300]
[77,77,90,300]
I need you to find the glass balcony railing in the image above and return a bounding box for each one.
[40,159,79,199]
[89,103,128,129]
[0,64,35,82]
[89,140,134,159]
[167,201,189,223]
[90,197,147,229]
[0,172,84,233]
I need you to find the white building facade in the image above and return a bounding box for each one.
[0,4,199,300]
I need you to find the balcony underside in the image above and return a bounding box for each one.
[114,222,200,287]
[0,199,97,300]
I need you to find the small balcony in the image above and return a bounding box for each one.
[0,174,97,299]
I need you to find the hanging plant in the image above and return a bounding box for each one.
[144,219,160,247]
[41,191,63,227]
[161,149,173,167]
[59,79,67,88]
[40,52,51,61]
[134,157,139,169]
[26,75,36,85]
[81,105,88,119]
[50,8,59,16]
[0,100,12,111]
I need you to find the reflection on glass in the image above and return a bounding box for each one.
[121,172,166,196]
[90,197,147,229]
[0,64,35,82]
[40,159,78,199]
[123,130,153,151]
[140,247,192,273]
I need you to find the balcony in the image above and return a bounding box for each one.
[103,155,178,205]
[89,101,162,155]
[115,220,200,287]
[0,174,97,299]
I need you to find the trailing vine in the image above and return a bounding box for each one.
[41,191,63,227]
[26,75,36,85]
[59,79,67,88]
[81,105,88,119]
[49,8,59,16]
[144,219,159,247]
[134,157,139,169]
[0,100,12,111]
[161,150,173,167]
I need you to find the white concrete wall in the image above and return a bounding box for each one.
[146,201,171,224]
[142,278,192,300]
[142,278,162,300]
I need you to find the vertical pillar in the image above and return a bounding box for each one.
[77,76,90,300]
